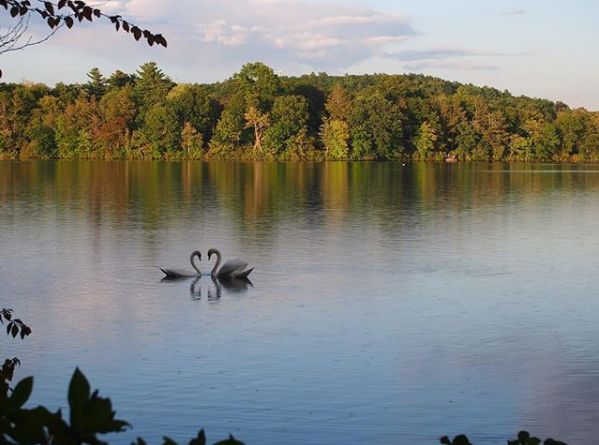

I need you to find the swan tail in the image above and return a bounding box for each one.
[157,267,173,277]
[236,267,254,278]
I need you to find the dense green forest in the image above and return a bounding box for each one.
[1,61,598,161]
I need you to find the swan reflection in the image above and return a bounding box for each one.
[217,276,253,292]
[190,276,221,300]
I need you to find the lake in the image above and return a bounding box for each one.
[1,161,599,444]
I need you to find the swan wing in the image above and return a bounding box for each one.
[218,258,248,277]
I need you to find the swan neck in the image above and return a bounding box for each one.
[211,249,222,277]
[190,252,201,275]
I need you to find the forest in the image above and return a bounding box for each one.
[1,61,598,162]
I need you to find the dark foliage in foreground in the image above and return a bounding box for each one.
[0,307,572,444]
[0,368,245,445]
[441,430,568,445]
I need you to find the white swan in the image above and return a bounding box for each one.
[207,248,254,279]
[159,250,202,279]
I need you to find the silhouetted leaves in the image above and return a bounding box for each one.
[440,431,569,445]
[1,0,168,59]
[9,376,32,408]
[213,434,245,445]
[189,429,206,445]
[439,434,473,445]
[131,26,141,41]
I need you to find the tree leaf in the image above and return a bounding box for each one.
[57,0,67,9]
[68,367,90,423]
[44,1,54,15]
[188,429,206,445]
[132,26,141,41]
[154,34,167,47]
[65,16,73,28]
[212,434,245,445]
[10,376,33,408]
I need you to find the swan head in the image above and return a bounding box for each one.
[207,248,217,260]
[191,250,201,261]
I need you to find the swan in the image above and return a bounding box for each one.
[159,250,202,279]
[207,248,254,279]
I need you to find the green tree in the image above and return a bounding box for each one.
[84,67,106,98]
[232,62,280,112]
[134,62,174,121]
[349,92,403,160]
[555,109,585,160]
[55,92,99,158]
[414,121,438,160]
[23,112,56,159]
[140,103,180,156]
[167,83,220,143]
[263,95,309,156]
[453,121,478,160]
[107,70,136,90]
[320,119,349,160]
[210,93,247,156]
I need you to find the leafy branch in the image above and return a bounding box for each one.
[0,309,31,394]
[1,0,167,47]
[0,0,167,78]
[0,368,246,445]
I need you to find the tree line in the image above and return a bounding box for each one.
[1,61,598,162]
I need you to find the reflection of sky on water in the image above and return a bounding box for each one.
[2,161,599,444]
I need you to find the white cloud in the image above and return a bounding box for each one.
[200,21,249,46]
[57,0,417,73]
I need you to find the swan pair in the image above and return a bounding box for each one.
[159,248,254,279]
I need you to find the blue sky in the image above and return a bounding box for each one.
[2,0,598,109]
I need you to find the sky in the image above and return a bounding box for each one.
[1,0,599,110]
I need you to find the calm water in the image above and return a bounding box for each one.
[2,161,599,444]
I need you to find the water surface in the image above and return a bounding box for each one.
[1,161,599,444]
